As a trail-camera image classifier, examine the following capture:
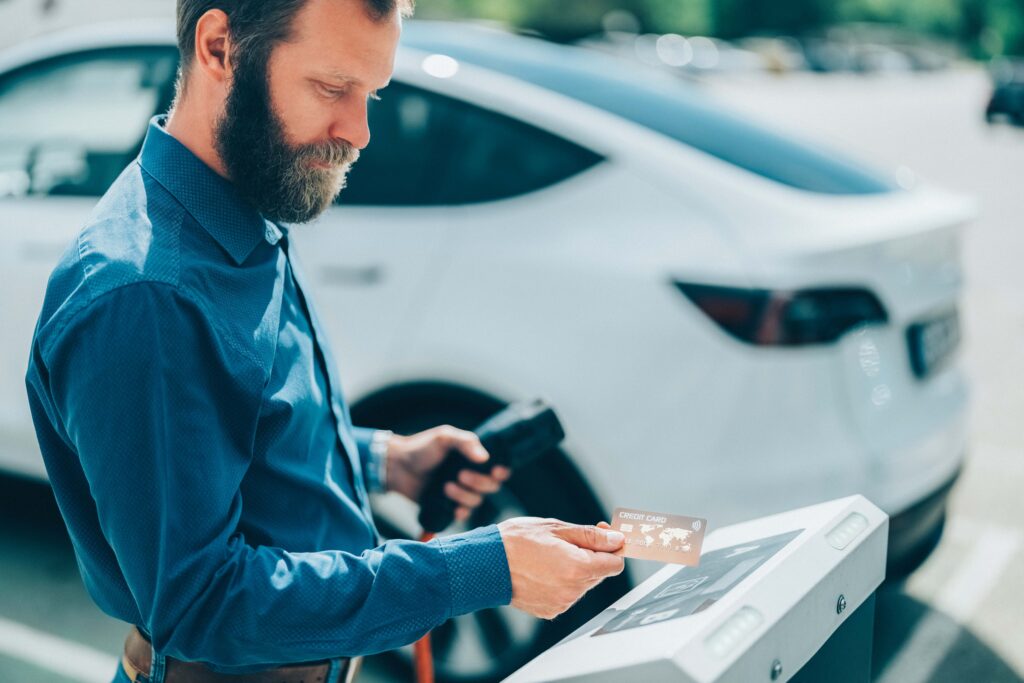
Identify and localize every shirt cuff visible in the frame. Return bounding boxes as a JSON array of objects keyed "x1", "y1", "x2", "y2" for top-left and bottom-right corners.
[
  {"x1": 363, "y1": 429, "x2": 392, "y2": 494},
  {"x1": 436, "y1": 524, "x2": 513, "y2": 617}
]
